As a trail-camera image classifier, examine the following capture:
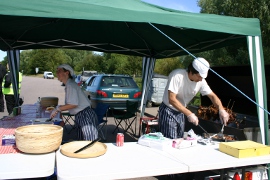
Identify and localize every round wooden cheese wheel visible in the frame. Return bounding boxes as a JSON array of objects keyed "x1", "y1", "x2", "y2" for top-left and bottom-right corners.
[{"x1": 60, "y1": 141, "x2": 107, "y2": 158}]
